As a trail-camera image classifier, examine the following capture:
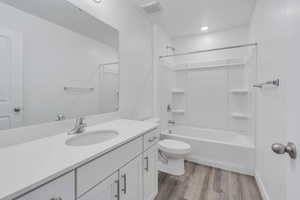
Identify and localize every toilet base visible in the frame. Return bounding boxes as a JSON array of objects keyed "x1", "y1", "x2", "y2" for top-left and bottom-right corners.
[{"x1": 158, "y1": 157, "x2": 185, "y2": 176}]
